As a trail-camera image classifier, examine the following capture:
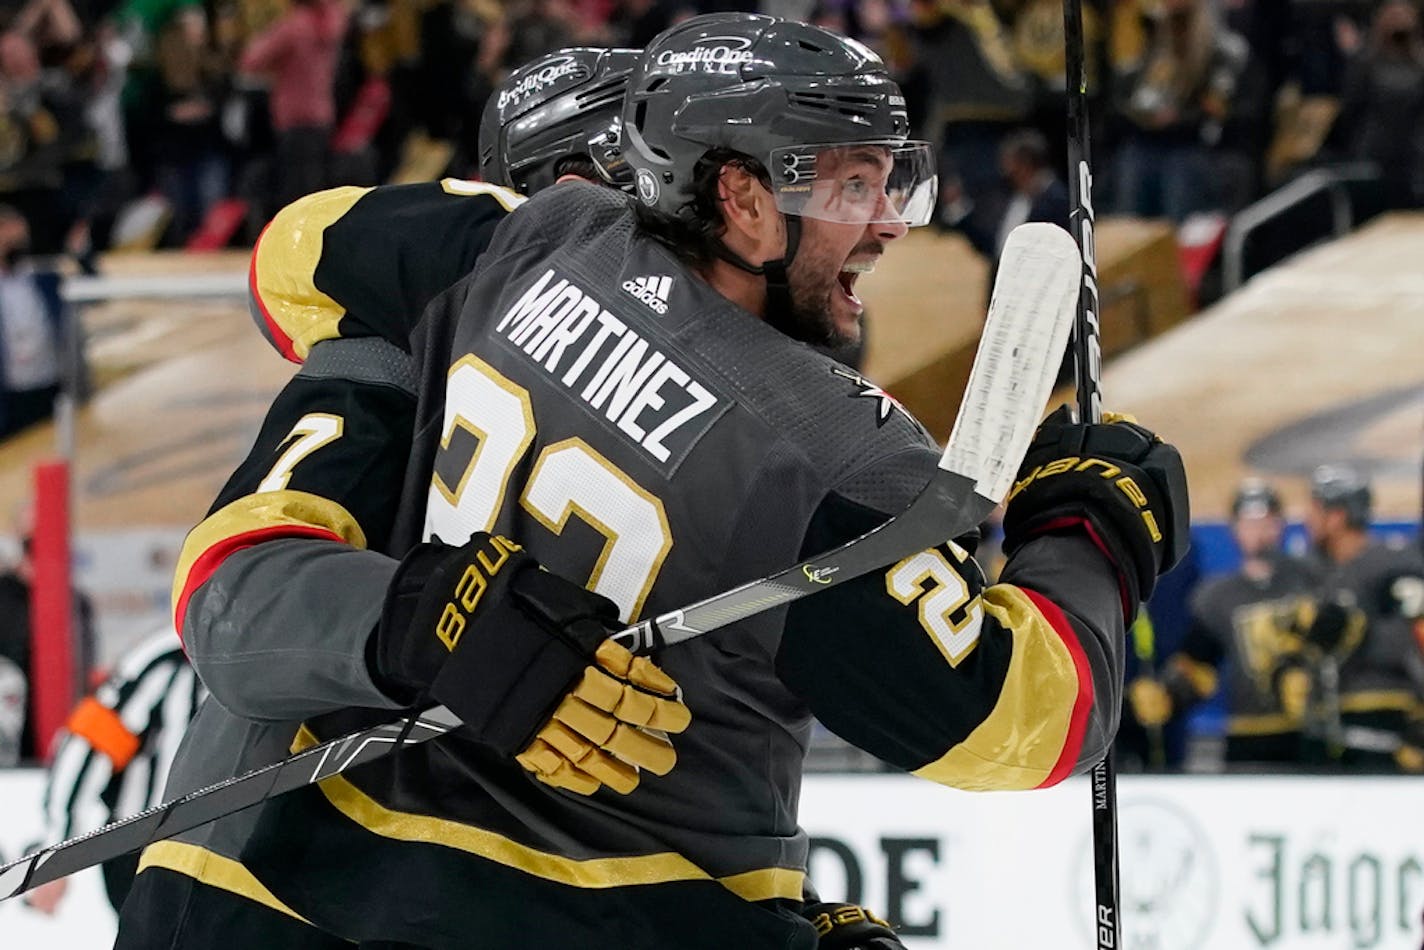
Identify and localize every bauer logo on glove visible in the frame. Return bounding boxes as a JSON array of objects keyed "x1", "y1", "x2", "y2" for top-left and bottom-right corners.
[
  {"x1": 372, "y1": 532, "x2": 692, "y2": 795},
  {"x1": 435, "y1": 534, "x2": 522, "y2": 650},
  {"x1": 1002, "y1": 406, "x2": 1190, "y2": 615}
]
